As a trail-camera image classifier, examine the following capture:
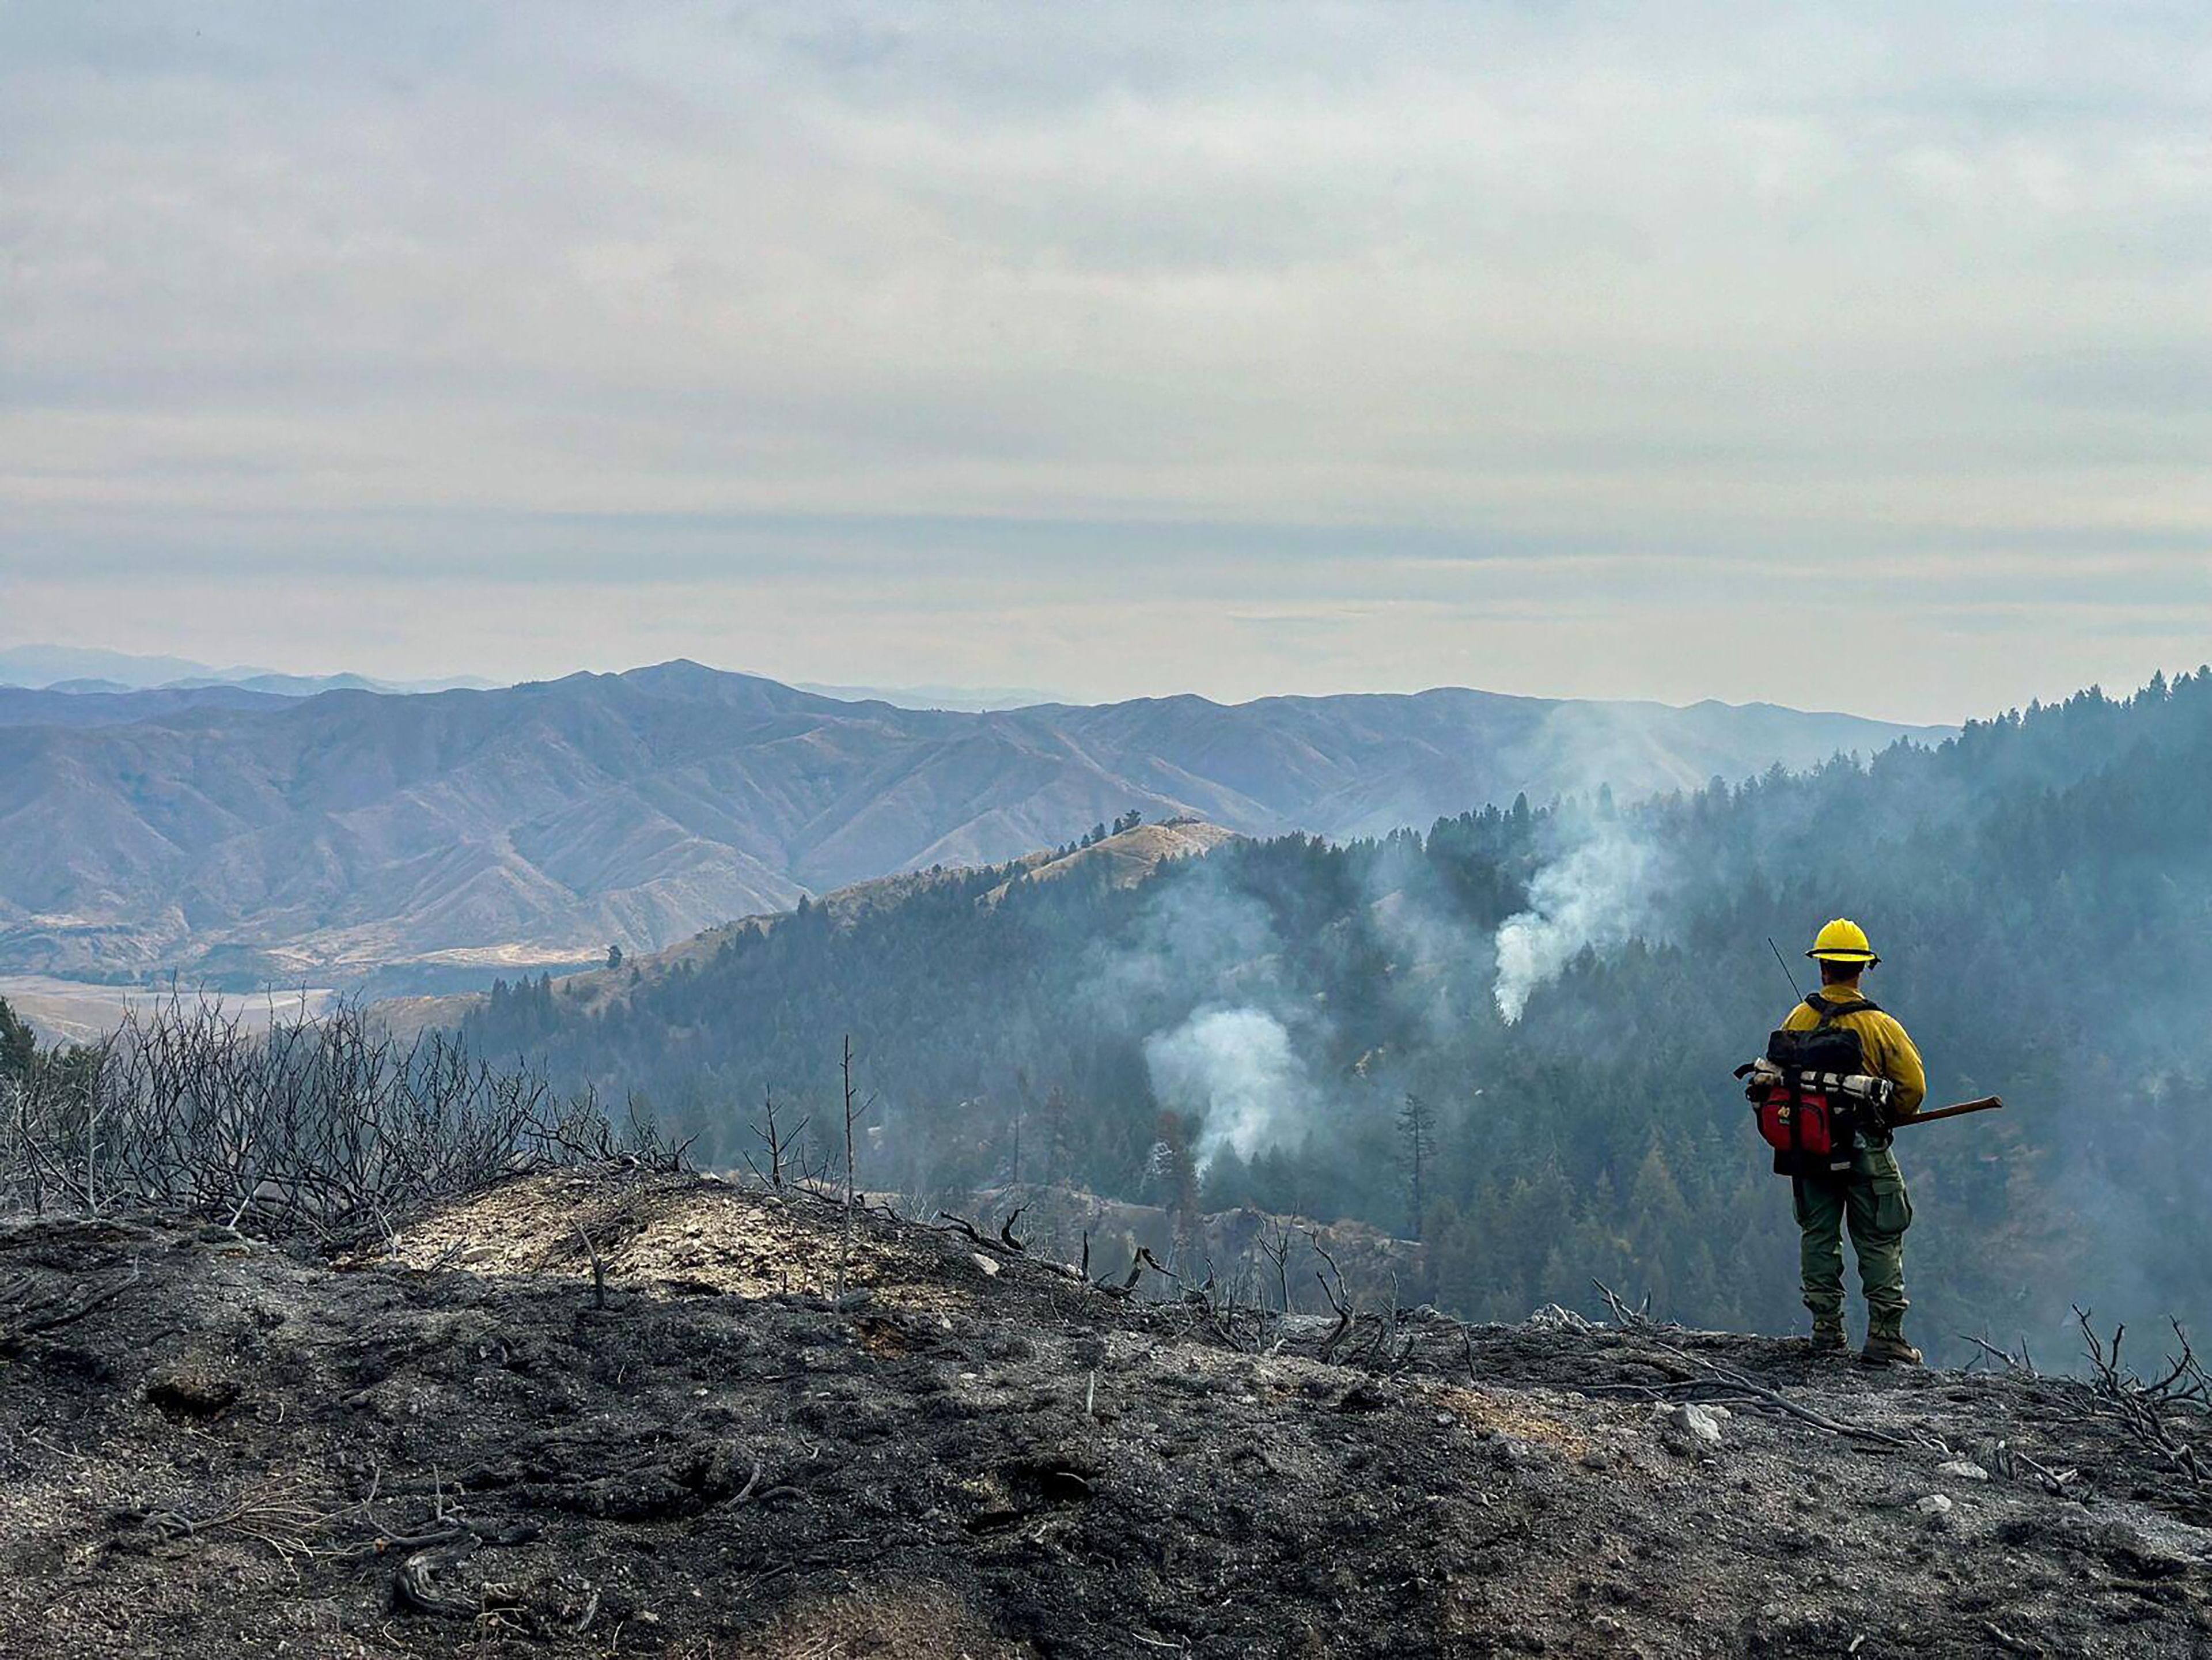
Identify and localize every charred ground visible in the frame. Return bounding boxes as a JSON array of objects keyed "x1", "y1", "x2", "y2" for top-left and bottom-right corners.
[{"x1": 2, "y1": 1170, "x2": 2208, "y2": 1659}]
